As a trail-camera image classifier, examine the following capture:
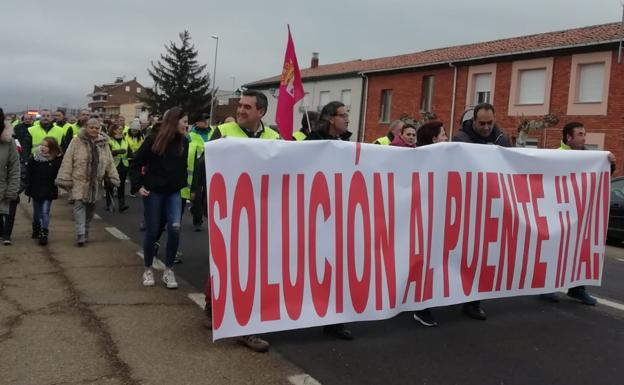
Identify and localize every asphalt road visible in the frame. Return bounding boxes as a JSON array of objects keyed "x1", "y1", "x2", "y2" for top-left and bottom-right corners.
[{"x1": 98, "y1": 194, "x2": 624, "y2": 385}]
